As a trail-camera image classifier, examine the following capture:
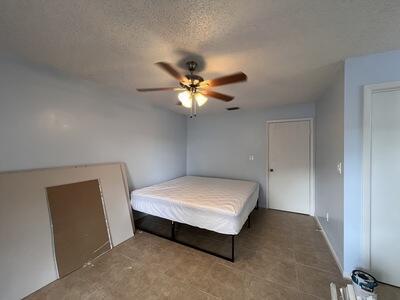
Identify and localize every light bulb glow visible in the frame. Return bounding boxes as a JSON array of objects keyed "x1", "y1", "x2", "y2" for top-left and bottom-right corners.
[
  {"x1": 178, "y1": 91, "x2": 208, "y2": 108},
  {"x1": 178, "y1": 91, "x2": 192, "y2": 108},
  {"x1": 194, "y1": 93, "x2": 208, "y2": 107}
]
